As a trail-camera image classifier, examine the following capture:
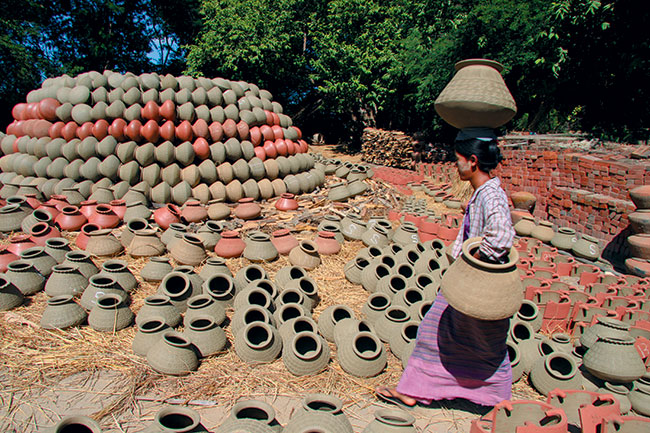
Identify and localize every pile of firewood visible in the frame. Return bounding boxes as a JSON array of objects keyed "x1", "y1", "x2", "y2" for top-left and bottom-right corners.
[{"x1": 361, "y1": 128, "x2": 415, "y2": 169}]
